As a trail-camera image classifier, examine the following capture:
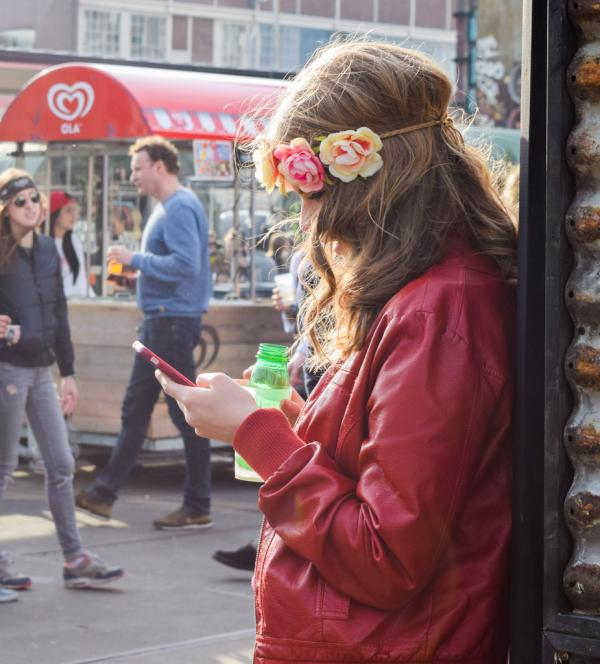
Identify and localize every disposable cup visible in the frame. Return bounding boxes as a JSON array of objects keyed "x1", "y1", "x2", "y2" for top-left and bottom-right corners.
[
  {"x1": 108, "y1": 258, "x2": 123, "y2": 275},
  {"x1": 274, "y1": 273, "x2": 295, "y2": 307}
]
